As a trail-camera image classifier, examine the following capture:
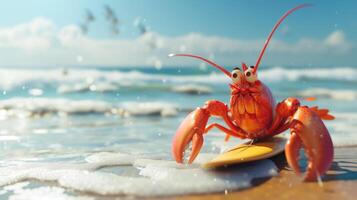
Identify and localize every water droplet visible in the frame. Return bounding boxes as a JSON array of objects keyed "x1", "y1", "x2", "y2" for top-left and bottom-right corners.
[
  {"x1": 28, "y1": 88, "x2": 43, "y2": 96},
  {"x1": 86, "y1": 77, "x2": 94, "y2": 84},
  {"x1": 89, "y1": 85, "x2": 97, "y2": 91},
  {"x1": 179, "y1": 45, "x2": 186, "y2": 52},
  {"x1": 199, "y1": 63, "x2": 207, "y2": 71},
  {"x1": 183, "y1": 142, "x2": 192, "y2": 164},
  {"x1": 77, "y1": 55, "x2": 83, "y2": 63},
  {"x1": 154, "y1": 60, "x2": 162, "y2": 70}
]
